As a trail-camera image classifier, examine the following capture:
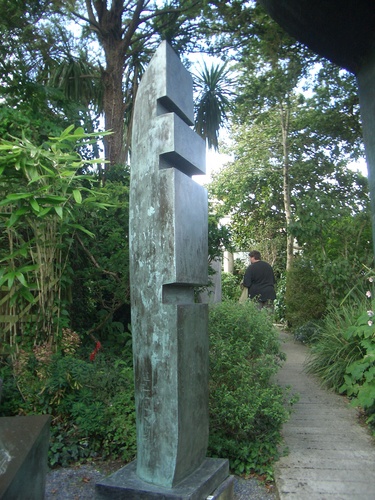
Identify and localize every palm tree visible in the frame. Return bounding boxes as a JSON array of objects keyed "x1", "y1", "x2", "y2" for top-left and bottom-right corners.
[{"x1": 194, "y1": 61, "x2": 232, "y2": 150}]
